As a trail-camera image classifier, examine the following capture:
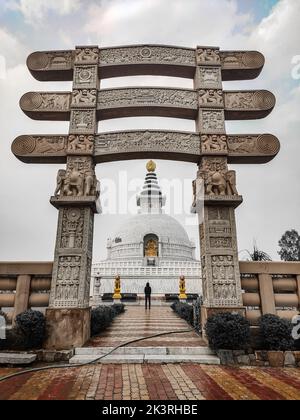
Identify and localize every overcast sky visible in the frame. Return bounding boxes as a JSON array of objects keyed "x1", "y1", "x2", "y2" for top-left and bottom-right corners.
[{"x1": 0, "y1": 0, "x2": 299, "y2": 262}]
